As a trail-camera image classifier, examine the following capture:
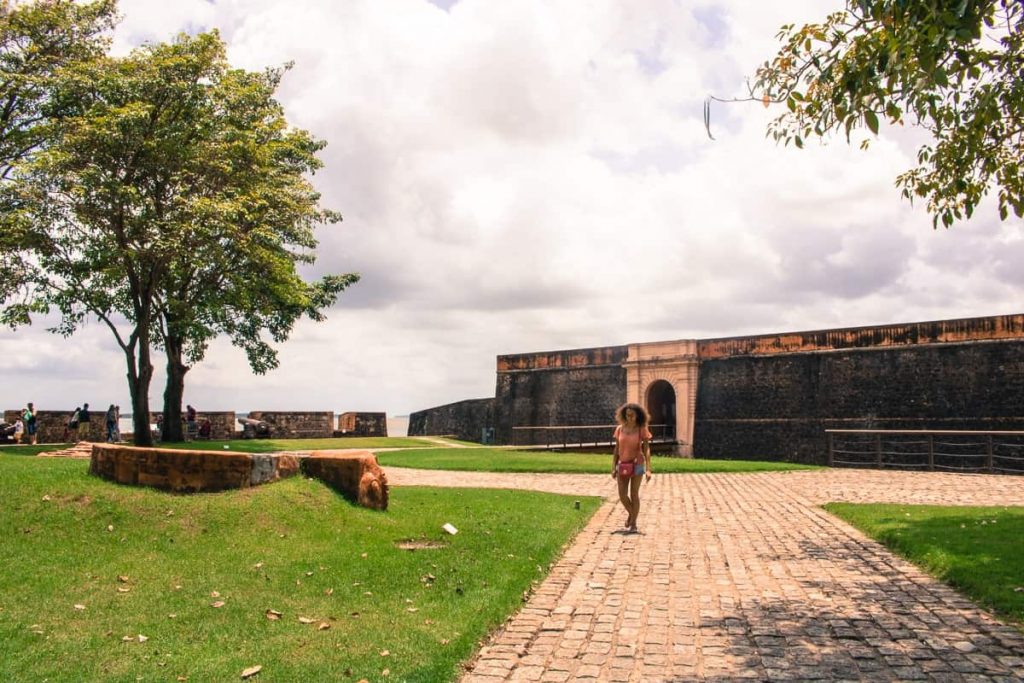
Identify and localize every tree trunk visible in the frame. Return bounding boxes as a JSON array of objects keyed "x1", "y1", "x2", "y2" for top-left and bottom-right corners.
[
  {"x1": 161, "y1": 335, "x2": 188, "y2": 443},
  {"x1": 126, "y1": 338, "x2": 154, "y2": 447}
]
